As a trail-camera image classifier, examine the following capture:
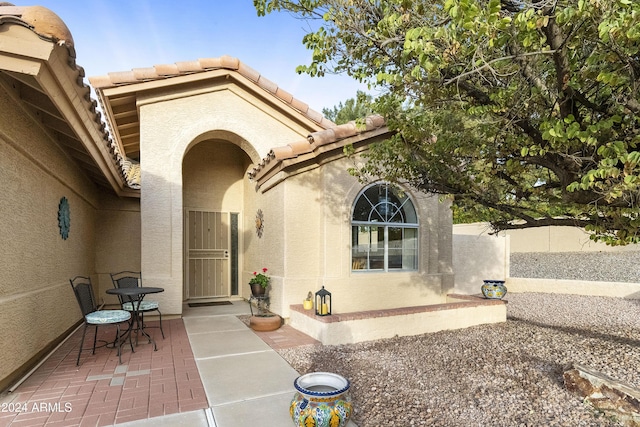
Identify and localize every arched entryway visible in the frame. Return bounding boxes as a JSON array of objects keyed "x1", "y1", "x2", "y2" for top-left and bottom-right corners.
[{"x1": 182, "y1": 137, "x2": 253, "y2": 301}]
